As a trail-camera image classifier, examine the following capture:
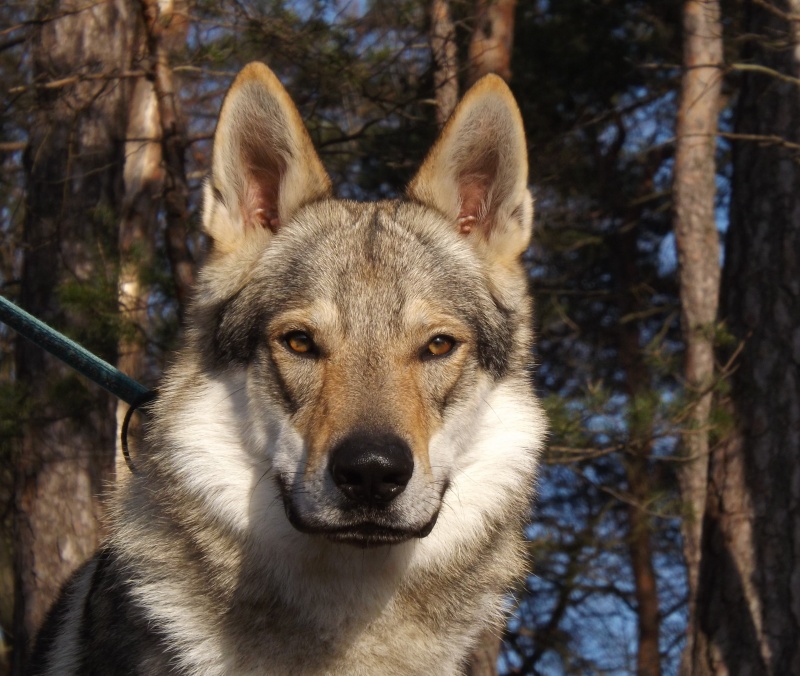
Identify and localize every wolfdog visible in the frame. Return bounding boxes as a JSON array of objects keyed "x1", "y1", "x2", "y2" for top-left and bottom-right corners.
[{"x1": 29, "y1": 62, "x2": 546, "y2": 675}]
